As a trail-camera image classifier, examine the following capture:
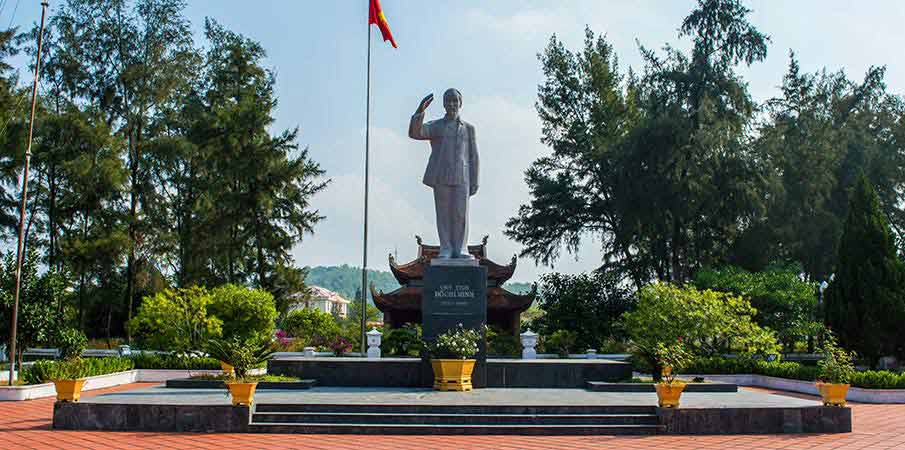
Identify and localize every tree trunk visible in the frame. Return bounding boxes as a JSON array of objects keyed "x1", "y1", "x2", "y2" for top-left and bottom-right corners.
[
  {"x1": 105, "y1": 301, "x2": 113, "y2": 350},
  {"x1": 125, "y1": 124, "x2": 140, "y2": 344},
  {"x1": 671, "y1": 216, "x2": 682, "y2": 283},
  {"x1": 78, "y1": 271, "x2": 85, "y2": 331},
  {"x1": 16, "y1": 349, "x2": 23, "y2": 383},
  {"x1": 253, "y1": 198, "x2": 265, "y2": 288},
  {"x1": 48, "y1": 163, "x2": 57, "y2": 272},
  {"x1": 78, "y1": 213, "x2": 88, "y2": 330}
]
